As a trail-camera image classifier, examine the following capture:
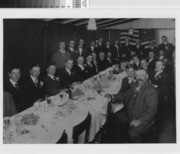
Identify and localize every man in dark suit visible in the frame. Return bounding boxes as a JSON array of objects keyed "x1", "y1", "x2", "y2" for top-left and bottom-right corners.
[
  {"x1": 43, "y1": 64, "x2": 61, "y2": 96},
  {"x1": 67, "y1": 39, "x2": 78, "y2": 65},
  {"x1": 158, "y1": 35, "x2": 175, "y2": 61},
  {"x1": 97, "y1": 51, "x2": 108, "y2": 72},
  {"x1": 104, "y1": 41, "x2": 113, "y2": 56},
  {"x1": 59, "y1": 59, "x2": 78, "y2": 89},
  {"x1": 96, "y1": 37, "x2": 105, "y2": 58},
  {"x1": 146, "y1": 40, "x2": 158, "y2": 58},
  {"x1": 106, "y1": 52, "x2": 113, "y2": 68},
  {"x1": 105, "y1": 69, "x2": 158, "y2": 143},
  {"x1": 132, "y1": 55, "x2": 141, "y2": 69},
  {"x1": 120, "y1": 38, "x2": 133, "y2": 61},
  {"x1": 133, "y1": 39, "x2": 145, "y2": 59},
  {"x1": 147, "y1": 51, "x2": 157, "y2": 71},
  {"x1": 150, "y1": 60, "x2": 169, "y2": 131},
  {"x1": 140, "y1": 59, "x2": 154, "y2": 81},
  {"x1": 4, "y1": 66, "x2": 24, "y2": 112},
  {"x1": 112, "y1": 40, "x2": 121, "y2": 60},
  {"x1": 91, "y1": 52, "x2": 99, "y2": 74},
  {"x1": 119, "y1": 64, "x2": 136, "y2": 93},
  {"x1": 86, "y1": 40, "x2": 97, "y2": 56},
  {"x1": 74, "y1": 56, "x2": 88, "y2": 82},
  {"x1": 85, "y1": 55, "x2": 97, "y2": 78},
  {"x1": 21, "y1": 64, "x2": 46, "y2": 109}
]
